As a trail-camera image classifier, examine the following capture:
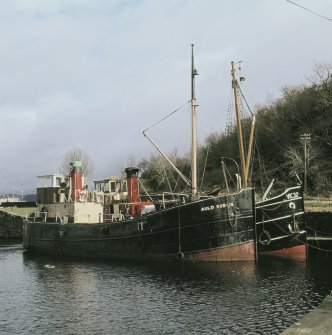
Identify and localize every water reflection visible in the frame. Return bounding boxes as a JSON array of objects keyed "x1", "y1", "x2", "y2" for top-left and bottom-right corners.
[{"x1": 1, "y1": 243, "x2": 332, "y2": 335}]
